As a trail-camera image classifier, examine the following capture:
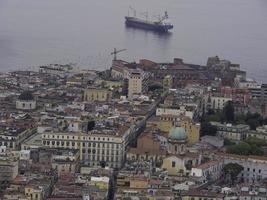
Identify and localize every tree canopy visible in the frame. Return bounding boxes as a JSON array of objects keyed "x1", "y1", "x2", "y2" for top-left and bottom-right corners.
[
  {"x1": 200, "y1": 121, "x2": 217, "y2": 136},
  {"x1": 223, "y1": 163, "x2": 244, "y2": 185},
  {"x1": 222, "y1": 101, "x2": 235, "y2": 123},
  {"x1": 227, "y1": 140, "x2": 265, "y2": 156}
]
